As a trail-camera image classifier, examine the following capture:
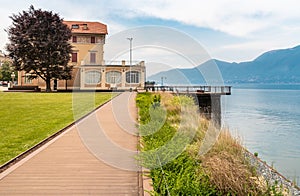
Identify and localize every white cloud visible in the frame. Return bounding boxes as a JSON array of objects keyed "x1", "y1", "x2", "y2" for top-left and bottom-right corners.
[
  {"x1": 107, "y1": 0, "x2": 300, "y2": 61},
  {"x1": 112, "y1": 0, "x2": 300, "y2": 37},
  {"x1": 0, "y1": 0, "x2": 123, "y2": 52},
  {"x1": 1, "y1": 0, "x2": 300, "y2": 63}
]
